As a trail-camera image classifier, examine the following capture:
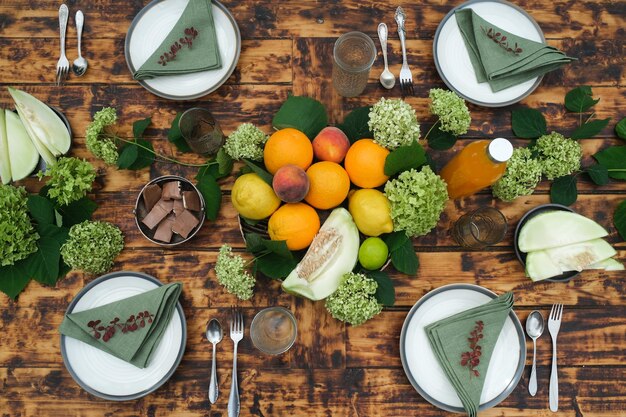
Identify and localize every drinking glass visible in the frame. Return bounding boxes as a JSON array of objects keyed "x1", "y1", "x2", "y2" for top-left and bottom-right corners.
[
  {"x1": 178, "y1": 108, "x2": 225, "y2": 156},
  {"x1": 250, "y1": 307, "x2": 297, "y2": 355},
  {"x1": 452, "y1": 207, "x2": 508, "y2": 249},
  {"x1": 332, "y1": 32, "x2": 376, "y2": 97}
]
